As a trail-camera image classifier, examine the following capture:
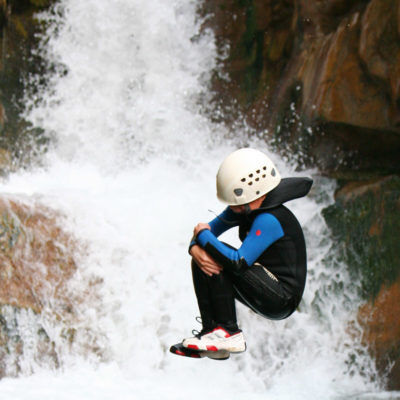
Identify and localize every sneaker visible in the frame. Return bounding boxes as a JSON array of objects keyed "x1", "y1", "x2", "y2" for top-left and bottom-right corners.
[{"x1": 182, "y1": 326, "x2": 246, "y2": 353}]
